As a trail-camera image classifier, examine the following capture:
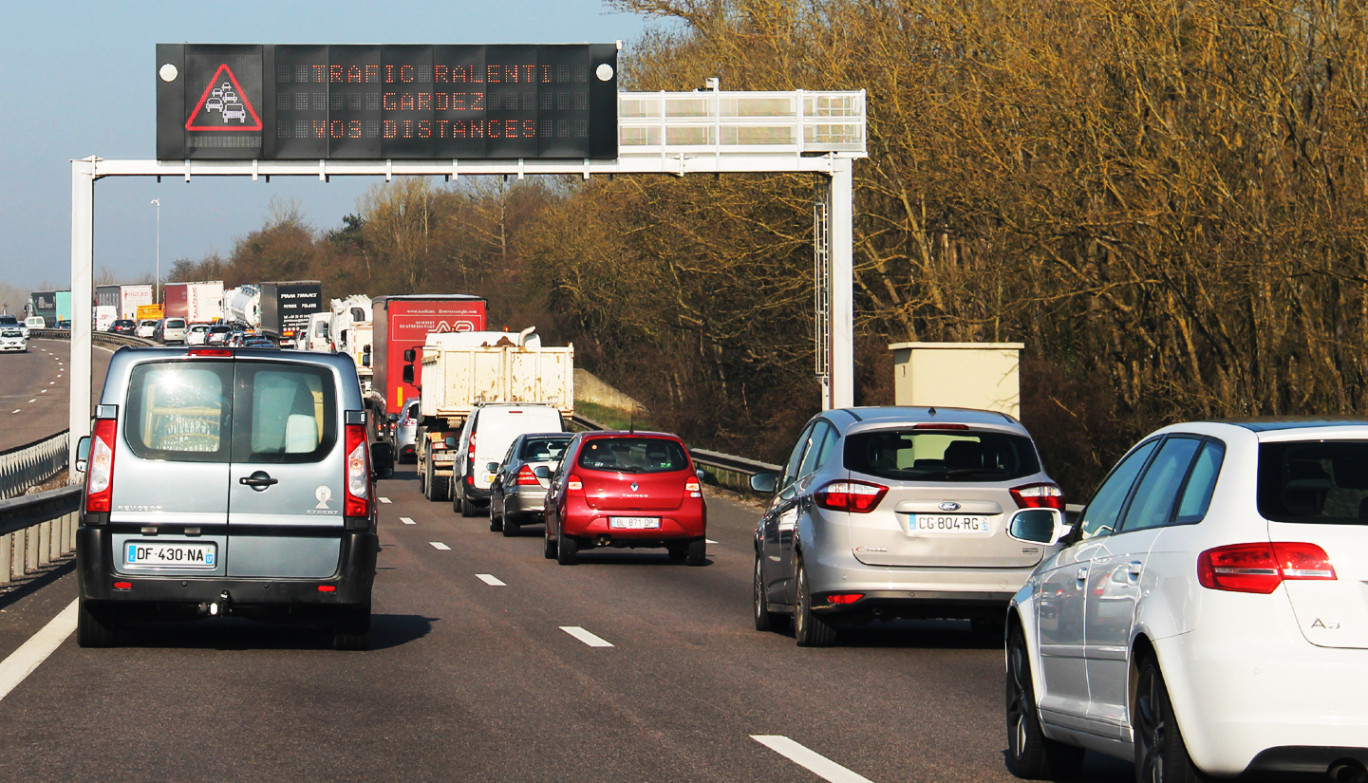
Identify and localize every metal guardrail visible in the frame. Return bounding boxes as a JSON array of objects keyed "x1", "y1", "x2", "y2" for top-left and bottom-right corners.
[
  {"x1": 568, "y1": 413, "x2": 780, "y2": 495},
  {"x1": 0, "y1": 485, "x2": 80, "y2": 586},
  {"x1": 0, "y1": 431, "x2": 69, "y2": 501}
]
